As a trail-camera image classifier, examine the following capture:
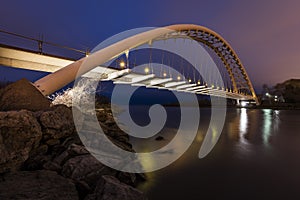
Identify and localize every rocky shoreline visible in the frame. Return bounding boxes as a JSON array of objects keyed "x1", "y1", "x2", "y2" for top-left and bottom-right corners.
[{"x1": 0, "y1": 80, "x2": 147, "y2": 200}]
